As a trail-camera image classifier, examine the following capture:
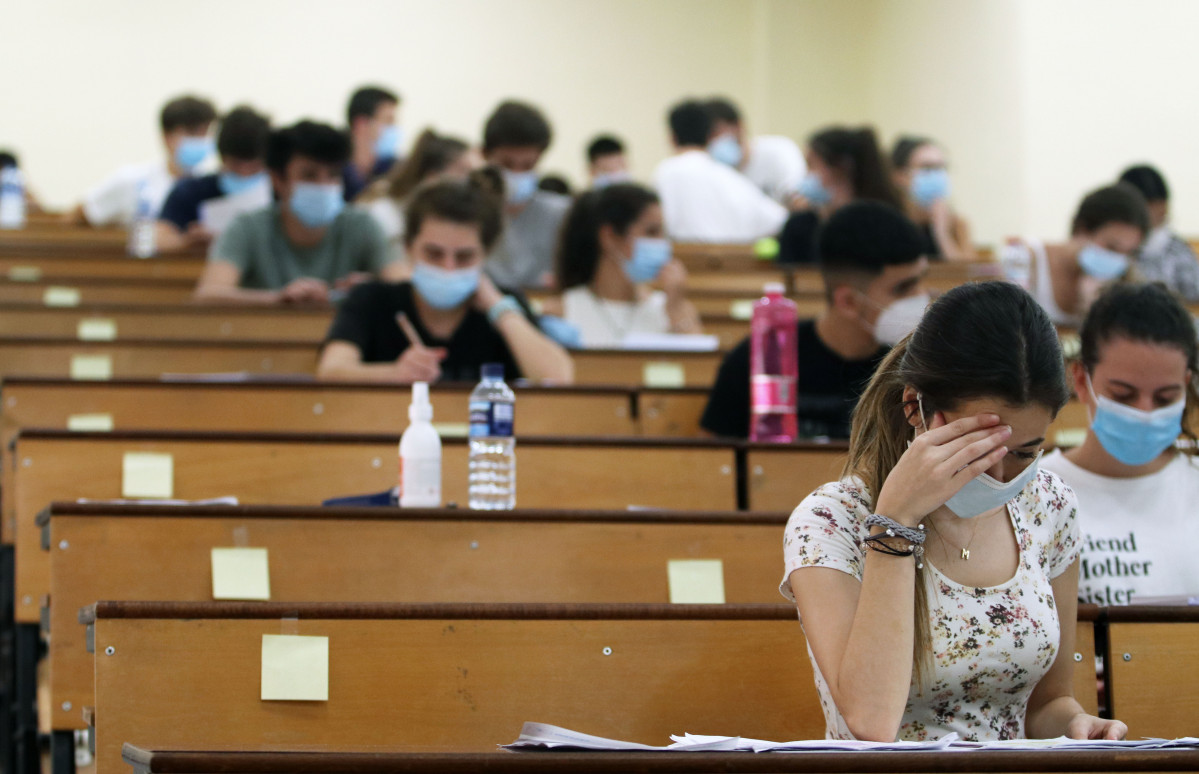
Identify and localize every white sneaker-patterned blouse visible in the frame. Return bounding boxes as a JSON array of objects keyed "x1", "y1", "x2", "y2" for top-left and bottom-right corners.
[{"x1": 779, "y1": 469, "x2": 1081, "y2": 741}]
